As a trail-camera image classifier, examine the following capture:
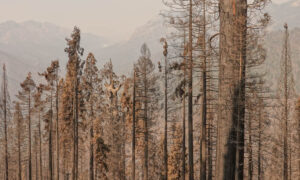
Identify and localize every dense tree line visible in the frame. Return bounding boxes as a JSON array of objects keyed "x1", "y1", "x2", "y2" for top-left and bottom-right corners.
[{"x1": 0, "y1": 0, "x2": 300, "y2": 179}]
